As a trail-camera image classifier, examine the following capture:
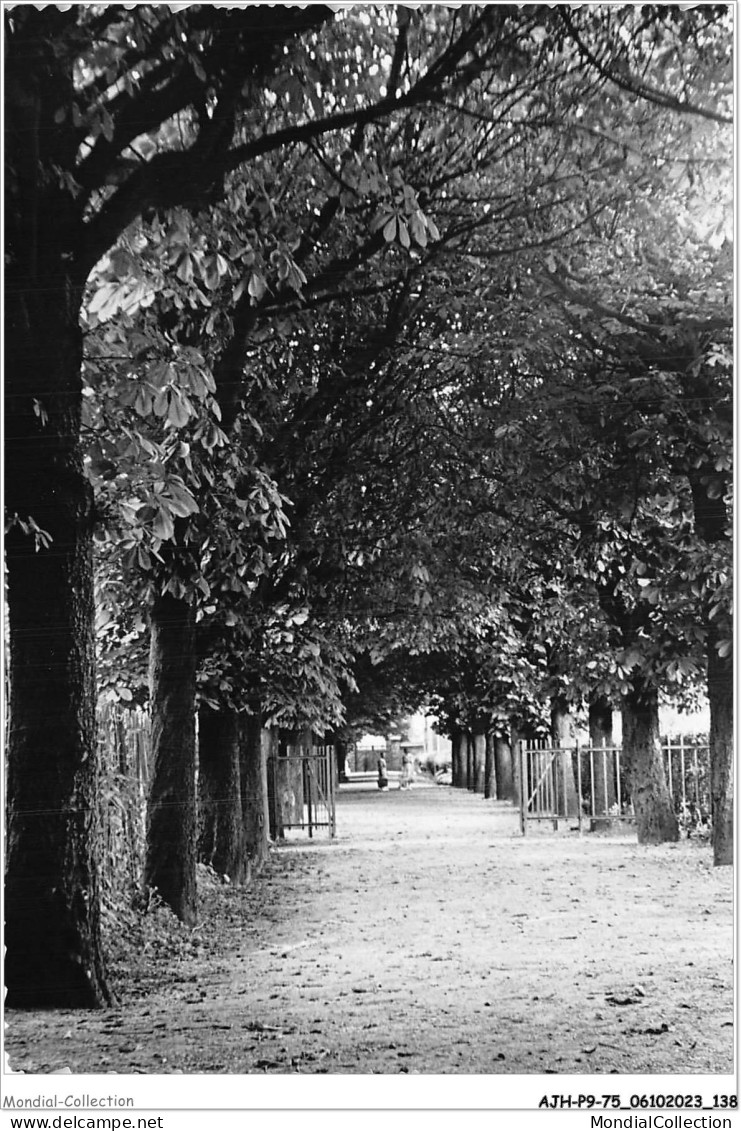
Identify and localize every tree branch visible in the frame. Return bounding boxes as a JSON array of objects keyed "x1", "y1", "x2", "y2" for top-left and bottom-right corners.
[
  {"x1": 559, "y1": 8, "x2": 732, "y2": 125},
  {"x1": 79, "y1": 9, "x2": 502, "y2": 276}
]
